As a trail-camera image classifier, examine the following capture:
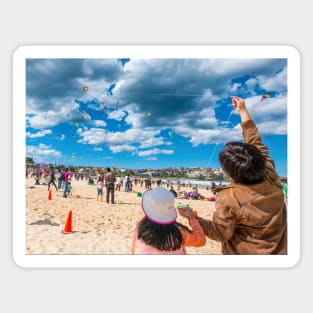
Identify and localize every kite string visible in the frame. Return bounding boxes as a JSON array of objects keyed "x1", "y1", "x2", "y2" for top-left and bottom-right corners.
[
  {"x1": 108, "y1": 92, "x2": 206, "y2": 98},
  {"x1": 251, "y1": 100, "x2": 260, "y2": 115},
  {"x1": 206, "y1": 109, "x2": 234, "y2": 169}
]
